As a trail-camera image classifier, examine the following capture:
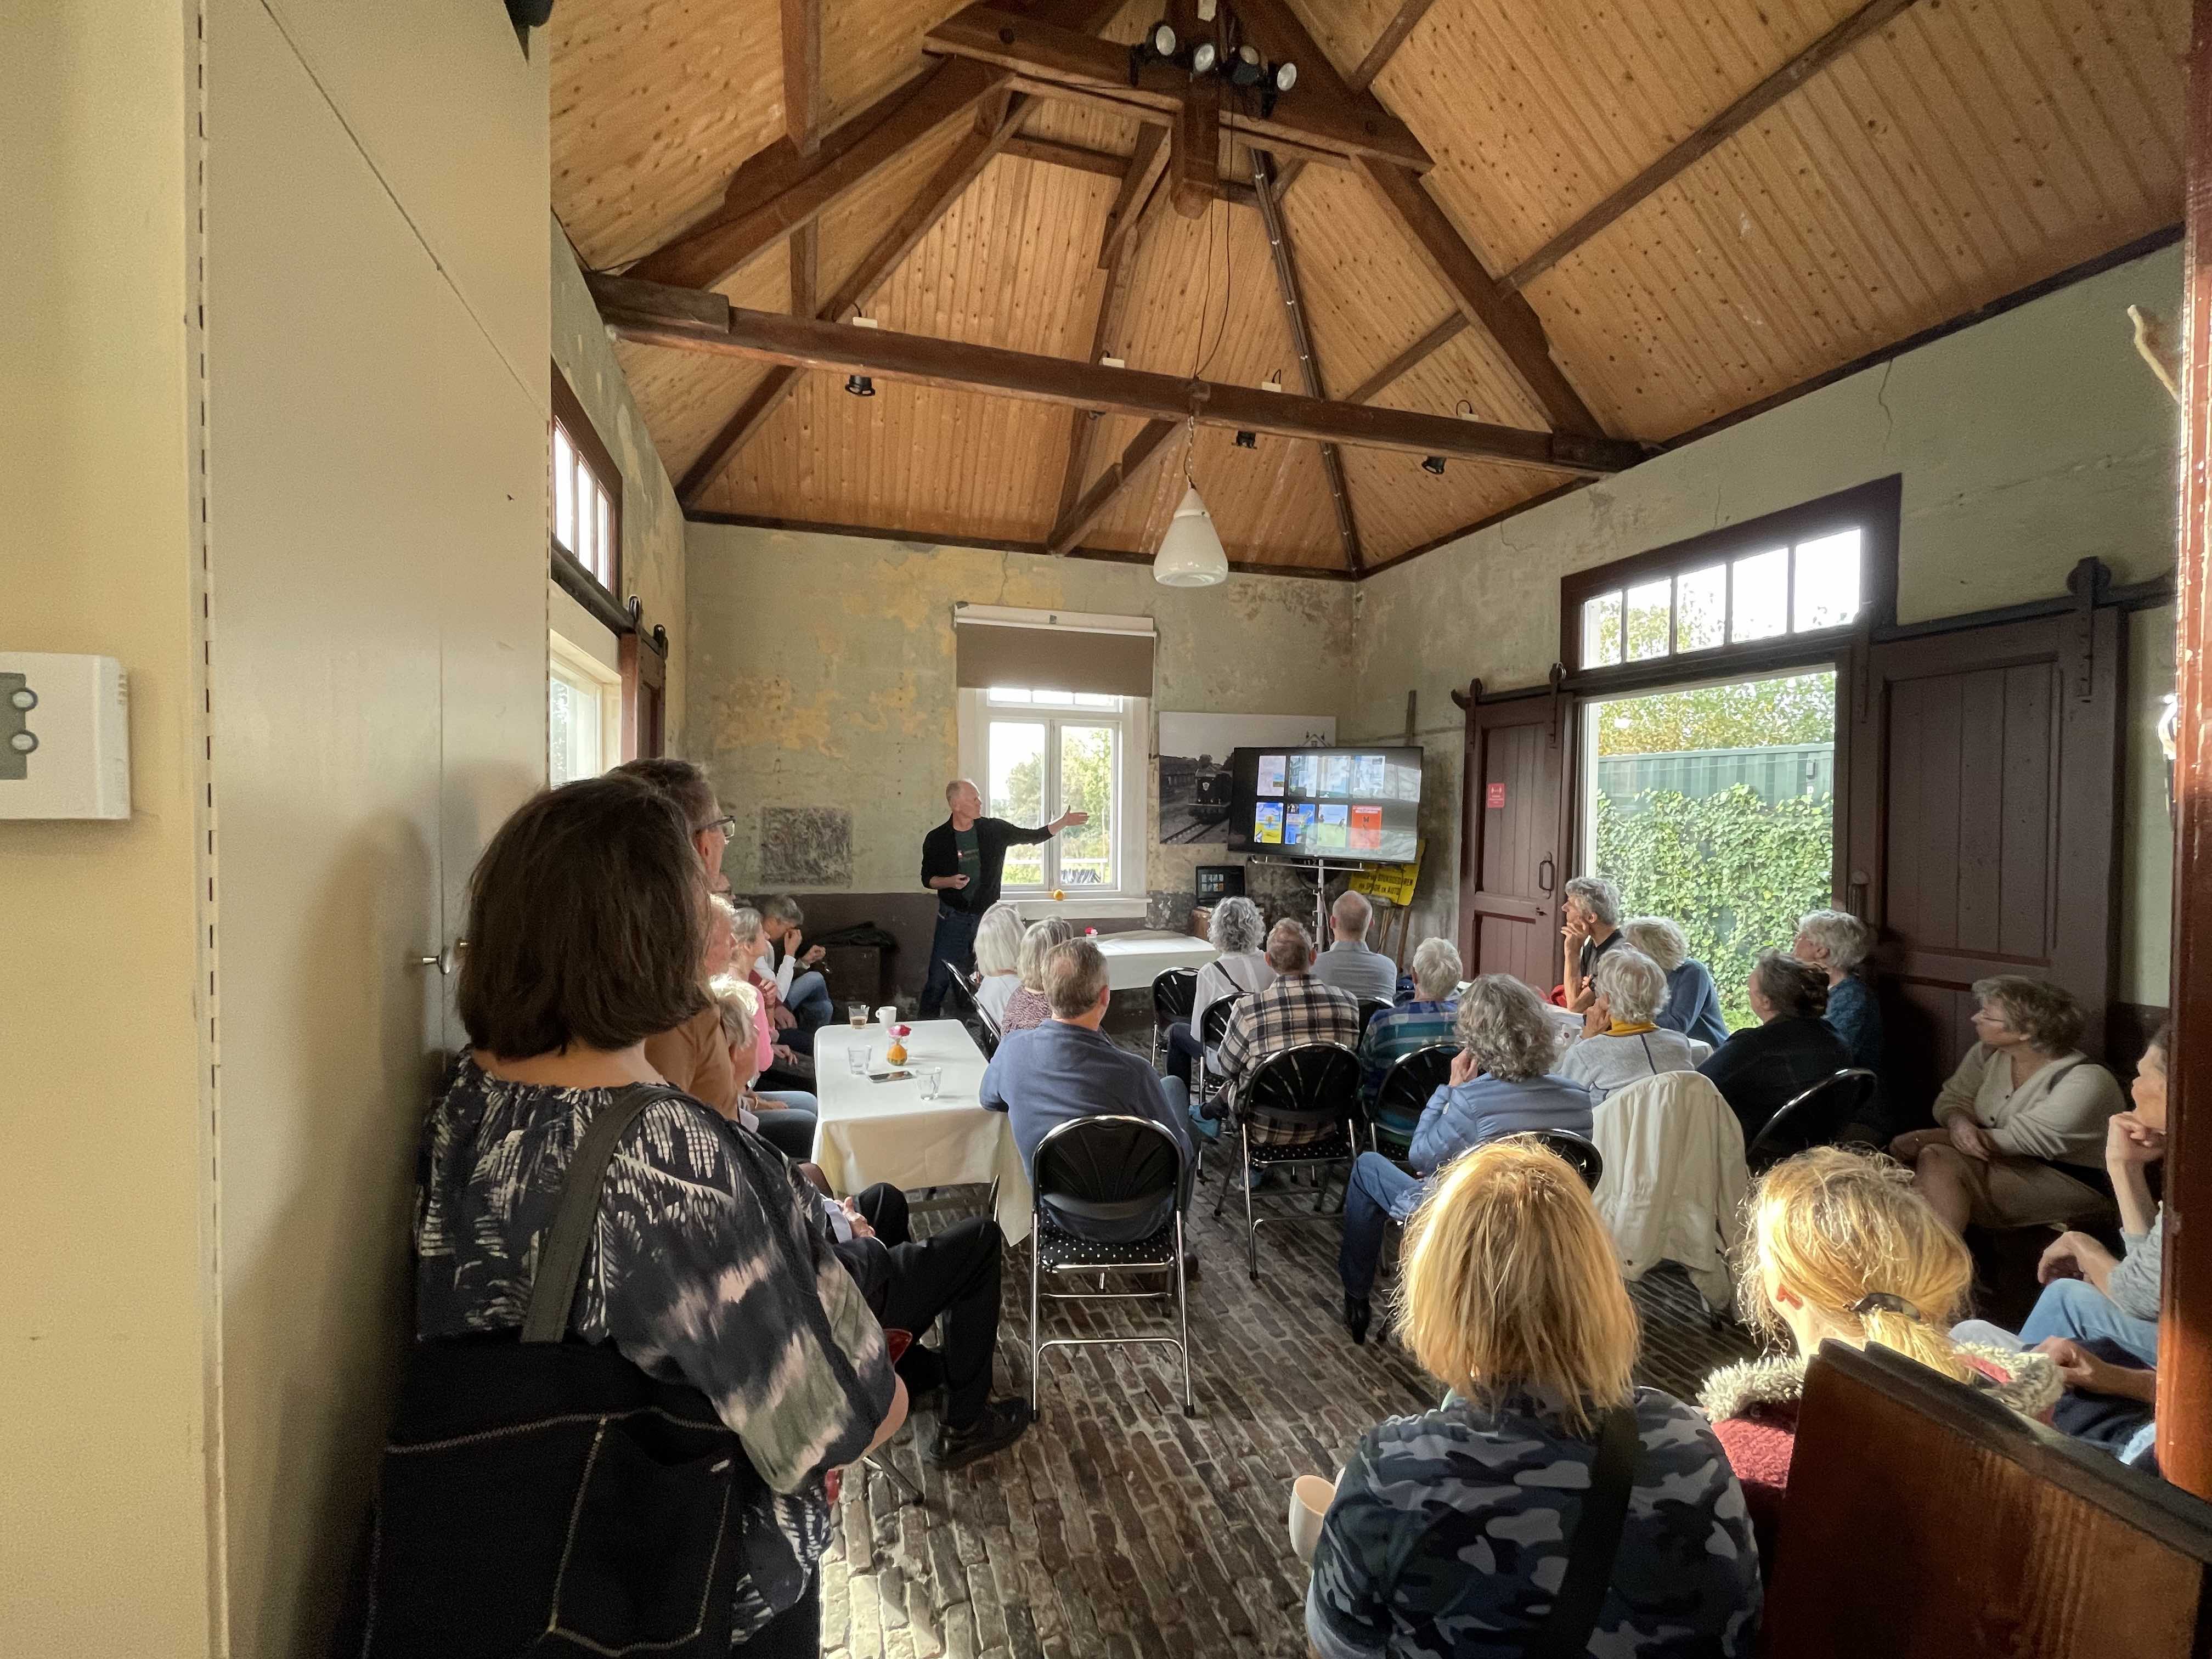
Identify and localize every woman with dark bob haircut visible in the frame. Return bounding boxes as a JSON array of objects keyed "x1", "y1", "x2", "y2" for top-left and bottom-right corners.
[
  {"x1": 416, "y1": 774, "x2": 905, "y2": 1652},
  {"x1": 1696, "y1": 950, "x2": 1852, "y2": 1143}
]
